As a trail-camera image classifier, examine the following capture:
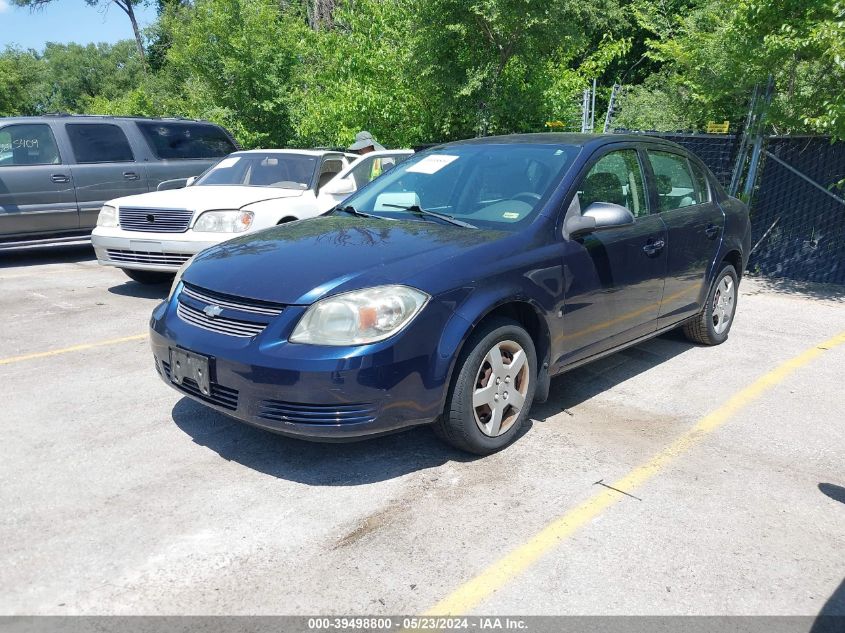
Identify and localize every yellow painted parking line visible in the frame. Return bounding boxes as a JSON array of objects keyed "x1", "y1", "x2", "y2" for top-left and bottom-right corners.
[
  {"x1": 426, "y1": 330, "x2": 845, "y2": 616},
  {"x1": 0, "y1": 334, "x2": 148, "y2": 366}
]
